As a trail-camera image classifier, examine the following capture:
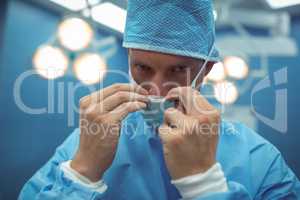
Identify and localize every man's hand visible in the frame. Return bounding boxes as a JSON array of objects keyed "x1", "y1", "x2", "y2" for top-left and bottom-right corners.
[
  {"x1": 158, "y1": 87, "x2": 220, "y2": 180},
  {"x1": 71, "y1": 84, "x2": 148, "y2": 182}
]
